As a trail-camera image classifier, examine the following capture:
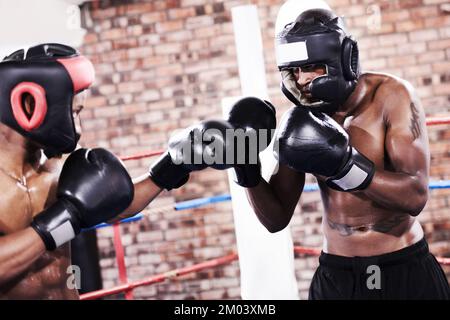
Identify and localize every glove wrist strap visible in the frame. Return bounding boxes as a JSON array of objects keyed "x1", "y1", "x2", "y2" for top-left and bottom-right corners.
[{"x1": 326, "y1": 147, "x2": 375, "y2": 192}]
